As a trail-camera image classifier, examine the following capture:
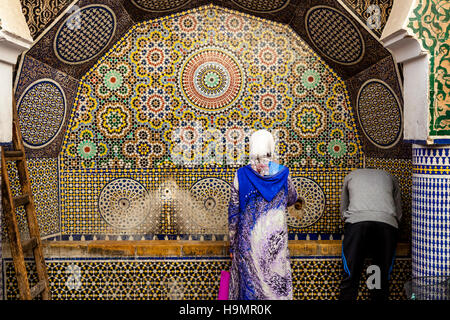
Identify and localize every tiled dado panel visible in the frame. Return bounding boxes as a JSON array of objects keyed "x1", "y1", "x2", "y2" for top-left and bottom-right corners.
[{"x1": 2, "y1": 256, "x2": 411, "y2": 300}]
